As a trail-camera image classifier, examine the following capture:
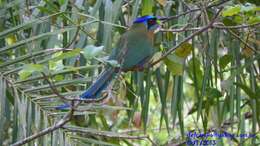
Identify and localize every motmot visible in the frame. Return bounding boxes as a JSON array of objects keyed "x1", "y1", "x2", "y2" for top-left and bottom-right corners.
[{"x1": 56, "y1": 15, "x2": 160, "y2": 109}]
